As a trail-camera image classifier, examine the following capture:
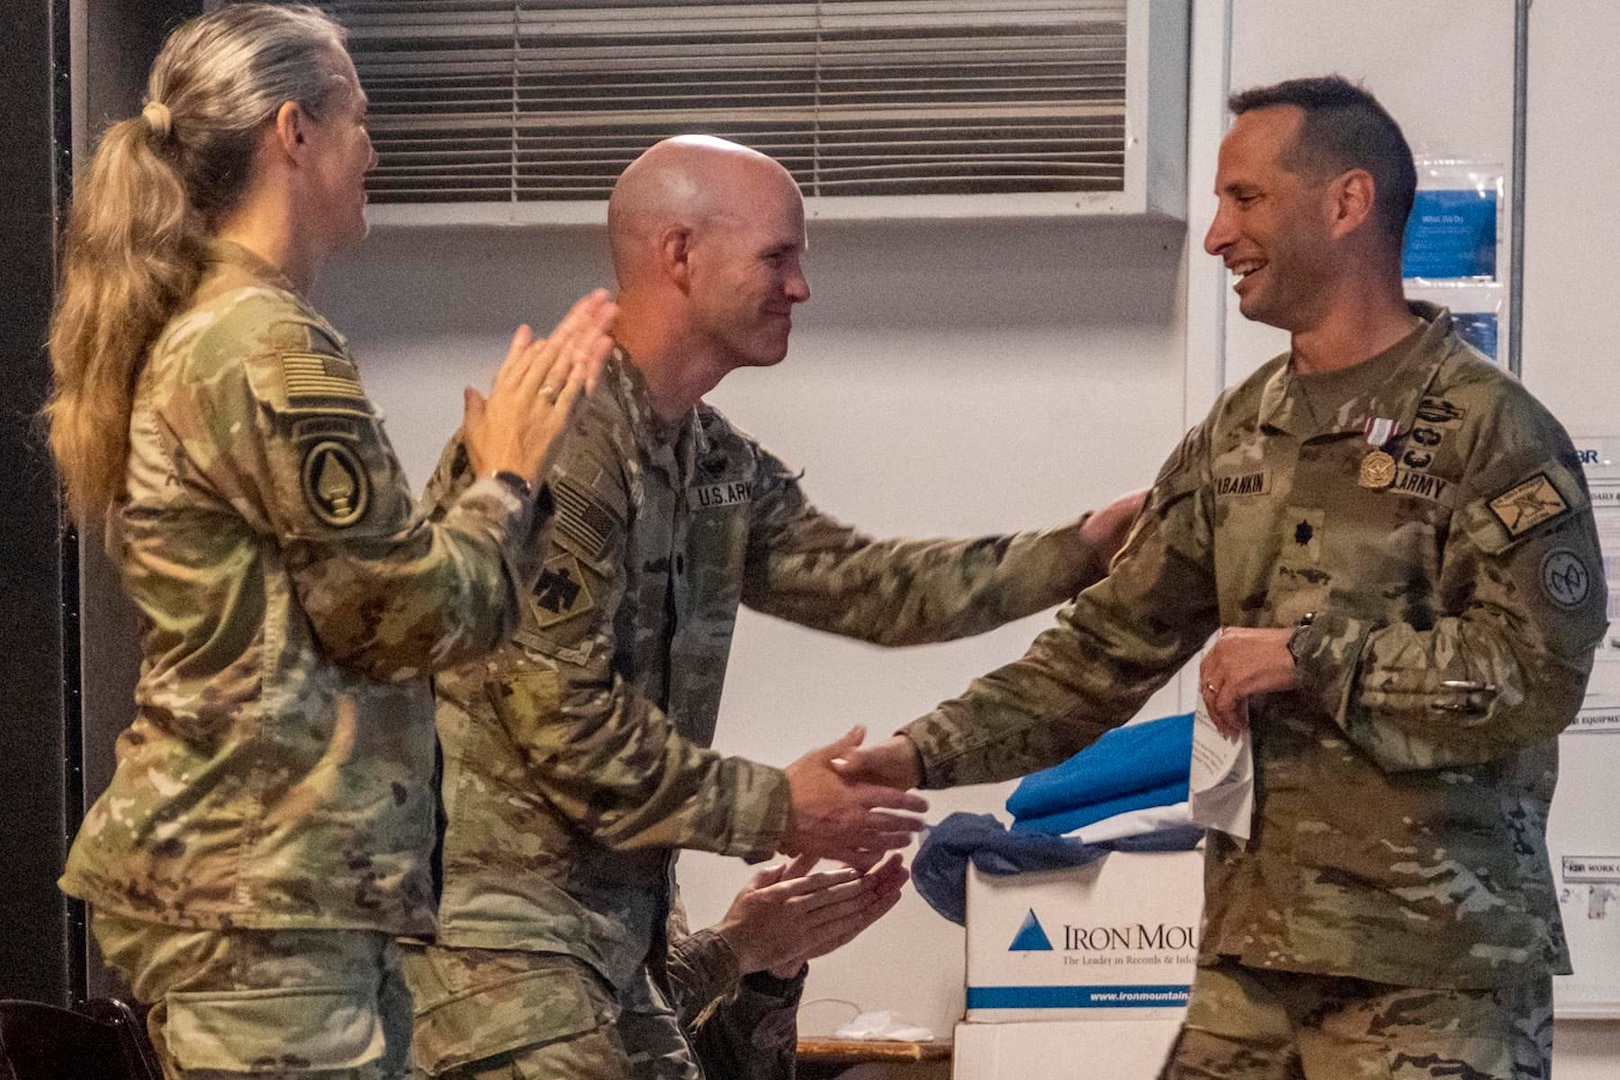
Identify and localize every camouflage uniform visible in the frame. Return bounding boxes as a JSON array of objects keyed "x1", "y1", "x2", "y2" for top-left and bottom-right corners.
[
  {"x1": 59, "y1": 241, "x2": 551, "y2": 1078},
  {"x1": 407, "y1": 348, "x2": 1109, "y2": 1078},
  {"x1": 667, "y1": 909, "x2": 804, "y2": 1080},
  {"x1": 902, "y1": 305, "x2": 1607, "y2": 1078}
]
